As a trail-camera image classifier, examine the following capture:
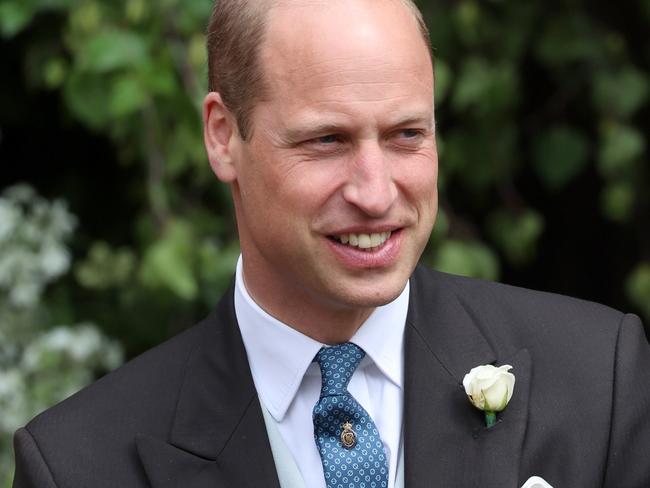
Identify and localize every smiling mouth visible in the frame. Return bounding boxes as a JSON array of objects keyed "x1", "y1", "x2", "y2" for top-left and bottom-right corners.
[{"x1": 328, "y1": 231, "x2": 393, "y2": 251}]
